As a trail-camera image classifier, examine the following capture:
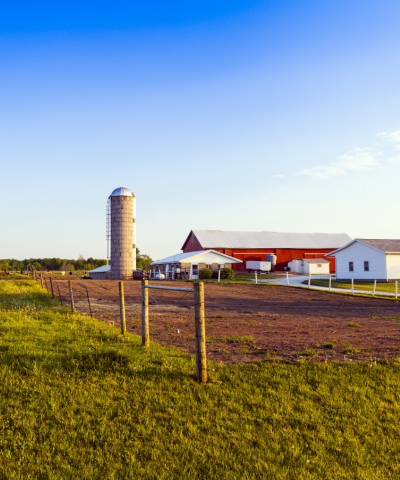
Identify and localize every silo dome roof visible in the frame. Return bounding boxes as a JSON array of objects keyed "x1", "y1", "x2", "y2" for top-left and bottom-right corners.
[{"x1": 110, "y1": 187, "x2": 134, "y2": 197}]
